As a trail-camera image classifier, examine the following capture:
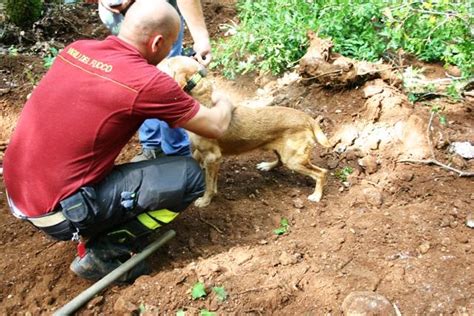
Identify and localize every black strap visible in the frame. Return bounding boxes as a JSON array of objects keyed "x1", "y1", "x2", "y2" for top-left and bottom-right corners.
[{"x1": 183, "y1": 69, "x2": 207, "y2": 93}]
